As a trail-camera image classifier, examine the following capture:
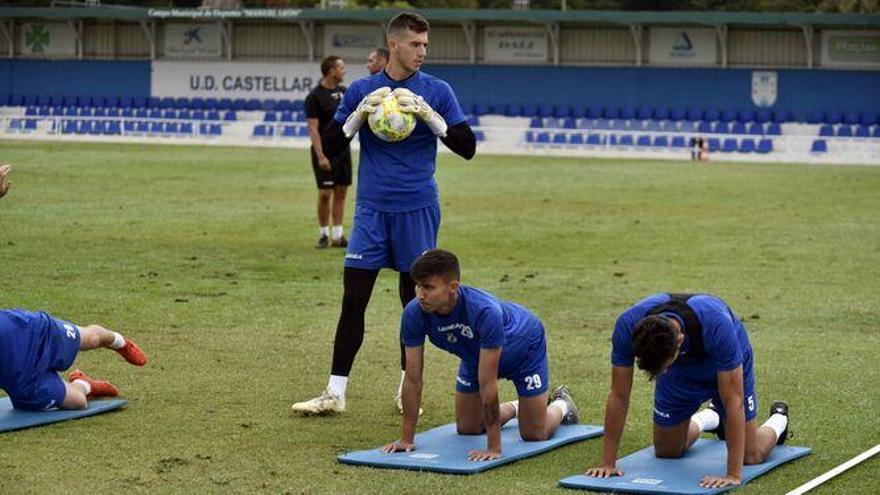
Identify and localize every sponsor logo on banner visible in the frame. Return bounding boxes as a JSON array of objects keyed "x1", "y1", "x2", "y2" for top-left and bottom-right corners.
[
  {"x1": 21, "y1": 23, "x2": 76, "y2": 56},
  {"x1": 164, "y1": 24, "x2": 222, "y2": 58},
  {"x1": 751, "y1": 71, "x2": 777, "y2": 107},
  {"x1": 484, "y1": 26, "x2": 547, "y2": 63},
  {"x1": 323, "y1": 25, "x2": 383, "y2": 59},
  {"x1": 649, "y1": 28, "x2": 716, "y2": 65},
  {"x1": 821, "y1": 30, "x2": 880, "y2": 68},
  {"x1": 151, "y1": 61, "x2": 369, "y2": 99}
]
